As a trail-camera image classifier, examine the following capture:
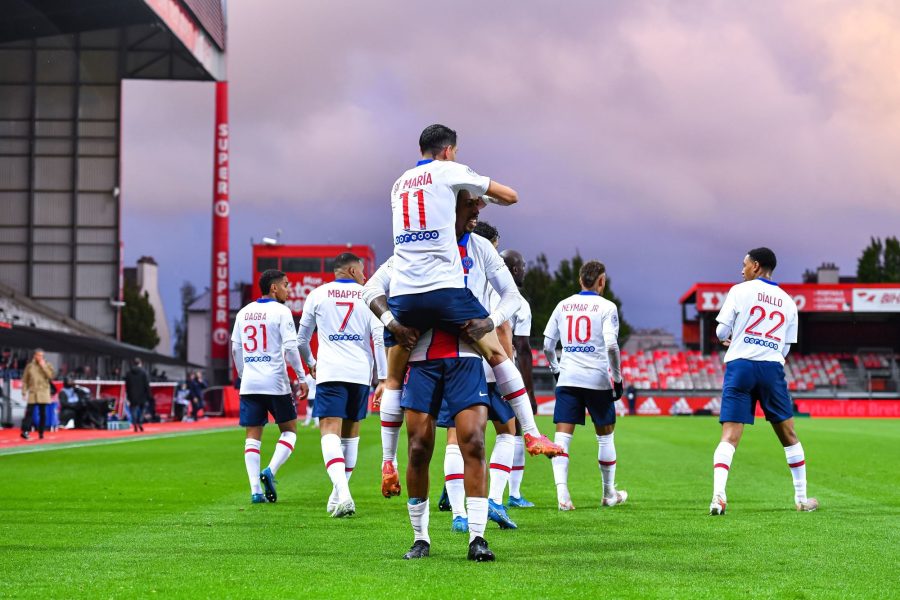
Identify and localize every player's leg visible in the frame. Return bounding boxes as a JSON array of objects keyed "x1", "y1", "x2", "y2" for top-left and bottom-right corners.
[
  {"x1": 443, "y1": 427, "x2": 468, "y2": 530},
  {"x1": 771, "y1": 418, "x2": 817, "y2": 511},
  {"x1": 404, "y1": 408, "x2": 436, "y2": 559},
  {"x1": 710, "y1": 359, "x2": 757, "y2": 515},
  {"x1": 314, "y1": 383, "x2": 355, "y2": 516},
  {"x1": 507, "y1": 421, "x2": 531, "y2": 507},
  {"x1": 380, "y1": 346, "x2": 407, "y2": 498},
  {"x1": 589, "y1": 390, "x2": 627, "y2": 507},
  {"x1": 487, "y1": 416, "x2": 517, "y2": 529},
  {"x1": 455, "y1": 404, "x2": 495, "y2": 561},
  {"x1": 551, "y1": 387, "x2": 581, "y2": 510},
  {"x1": 257, "y1": 394, "x2": 298, "y2": 503},
  {"x1": 341, "y1": 417, "x2": 362, "y2": 489},
  {"x1": 239, "y1": 395, "x2": 268, "y2": 503}
]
